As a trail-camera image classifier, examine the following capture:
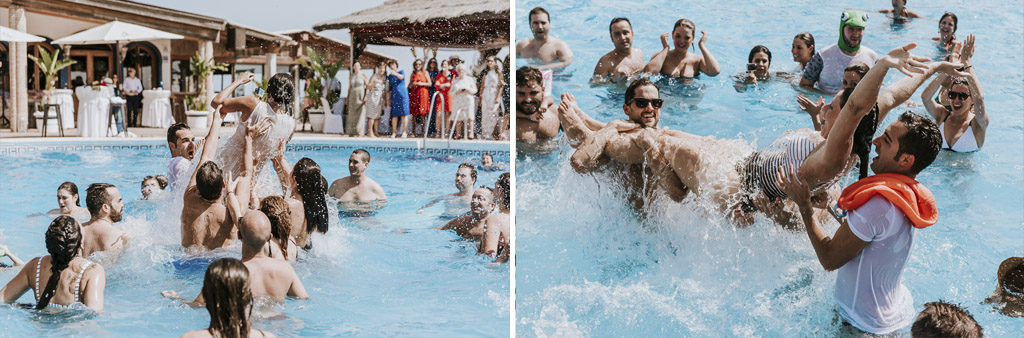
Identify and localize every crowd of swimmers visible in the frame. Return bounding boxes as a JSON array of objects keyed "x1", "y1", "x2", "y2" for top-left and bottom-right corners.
[
  {"x1": 0, "y1": 70, "x2": 509, "y2": 337},
  {"x1": 515, "y1": 4, "x2": 1004, "y2": 336}
]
